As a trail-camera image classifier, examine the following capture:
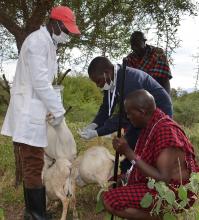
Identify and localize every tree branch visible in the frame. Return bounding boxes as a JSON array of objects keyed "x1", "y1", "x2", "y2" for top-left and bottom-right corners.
[
  {"x1": 19, "y1": 0, "x2": 30, "y2": 21},
  {"x1": 25, "y1": 0, "x2": 54, "y2": 34},
  {"x1": 0, "y1": 9, "x2": 22, "y2": 38}
]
